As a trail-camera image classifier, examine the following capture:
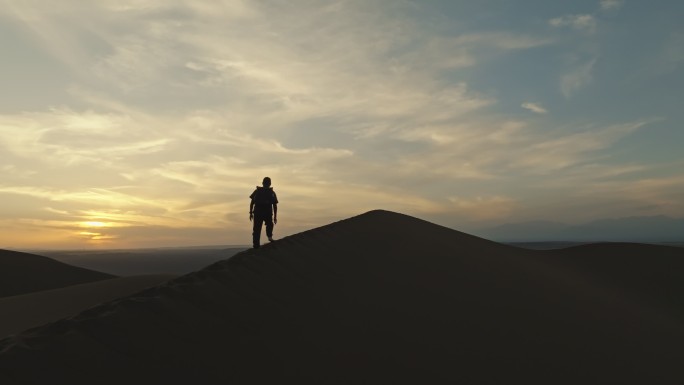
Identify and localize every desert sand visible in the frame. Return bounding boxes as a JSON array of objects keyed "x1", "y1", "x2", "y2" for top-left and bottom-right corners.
[
  {"x1": 0, "y1": 249, "x2": 114, "y2": 297},
  {"x1": 38, "y1": 247, "x2": 247, "y2": 276},
  {"x1": 1, "y1": 210, "x2": 683, "y2": 384},
  {"x1": 0, "y1": 274, "x2": 176, "y2": 339}
]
